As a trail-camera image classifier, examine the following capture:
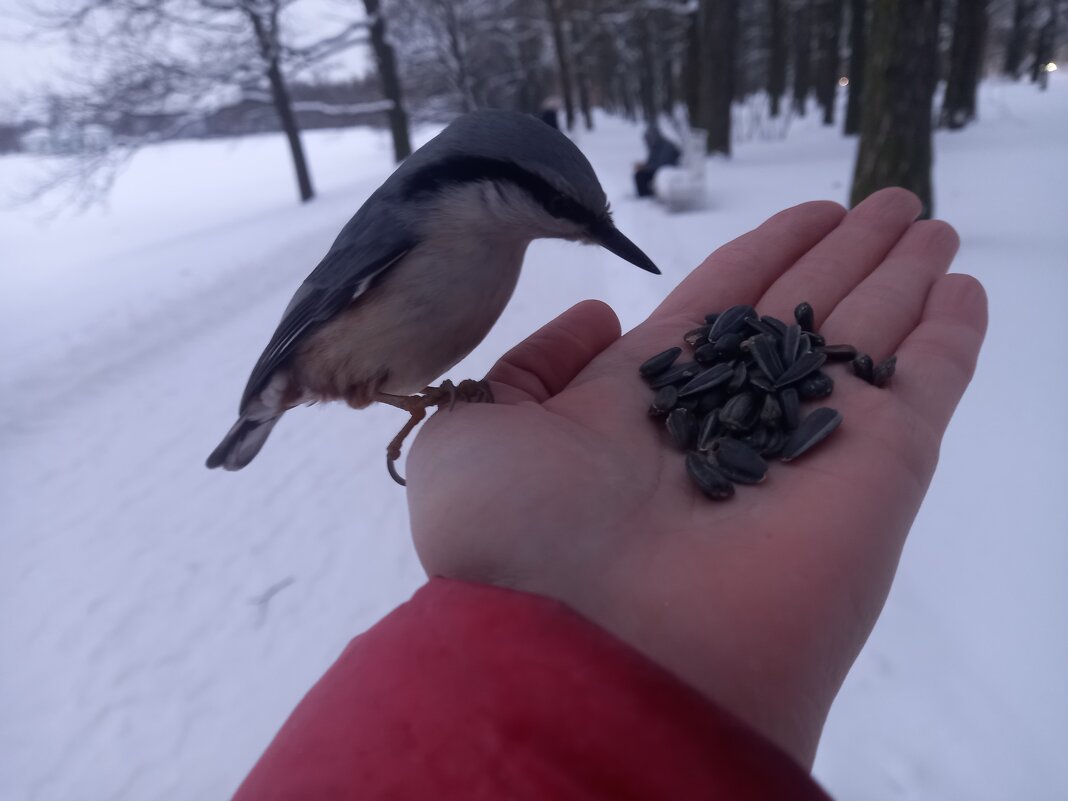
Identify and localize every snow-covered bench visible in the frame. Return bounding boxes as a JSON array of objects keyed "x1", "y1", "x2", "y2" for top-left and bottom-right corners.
[{"x1": 652, "y1": 127, "x2": 708, "y2": 212}]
